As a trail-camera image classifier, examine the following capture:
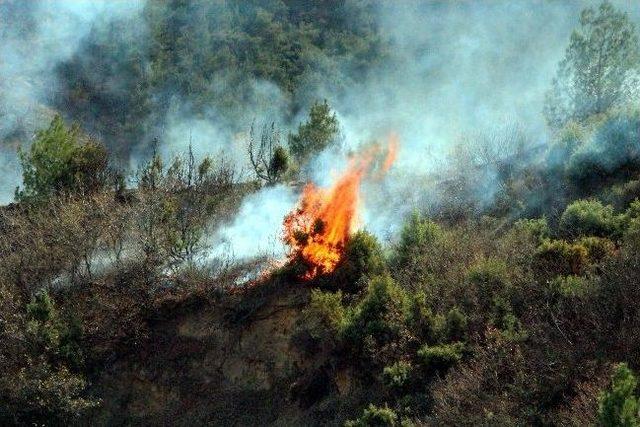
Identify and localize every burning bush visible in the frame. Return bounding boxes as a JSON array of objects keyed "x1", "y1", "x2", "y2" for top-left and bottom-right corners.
[{"x1": 283, "y1": 140, "x2": 397, "y2": 282}]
